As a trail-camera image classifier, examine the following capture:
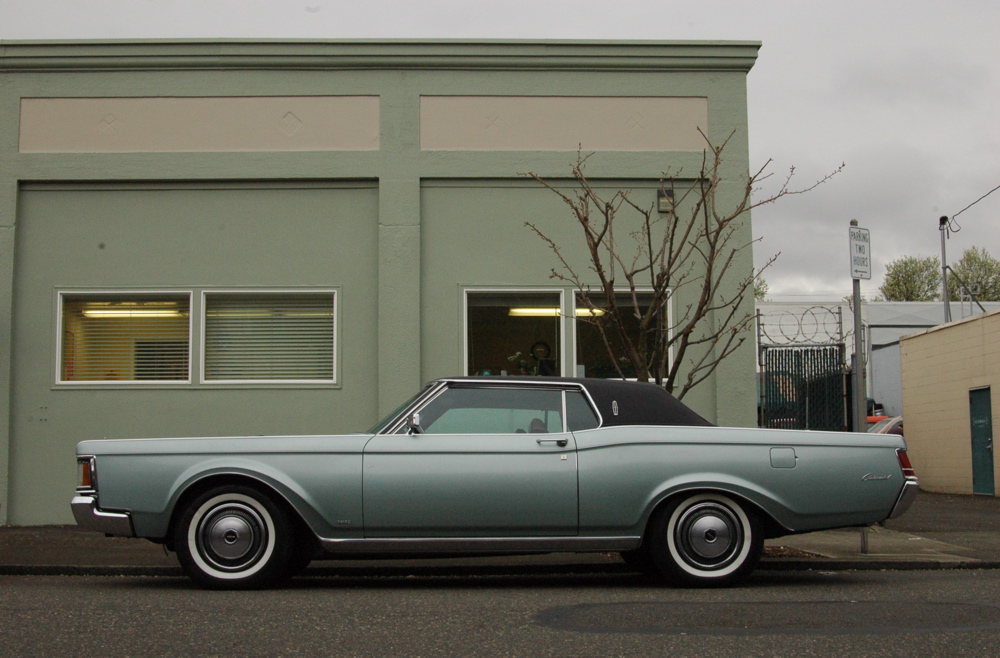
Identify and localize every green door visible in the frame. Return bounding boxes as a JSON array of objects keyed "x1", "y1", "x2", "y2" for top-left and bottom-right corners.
[{"x1": 970, "y1": 387, "x2": 995, "y2": 496}]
